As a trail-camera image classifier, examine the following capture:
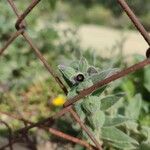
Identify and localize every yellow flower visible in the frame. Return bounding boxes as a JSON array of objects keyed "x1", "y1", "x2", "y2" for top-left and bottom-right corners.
[{"x1": 52, "y1": 95, "x2": 66, "y2": 106}]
